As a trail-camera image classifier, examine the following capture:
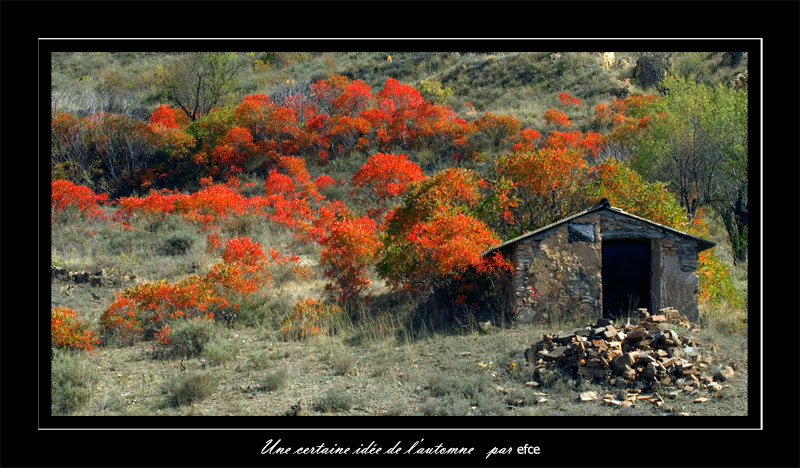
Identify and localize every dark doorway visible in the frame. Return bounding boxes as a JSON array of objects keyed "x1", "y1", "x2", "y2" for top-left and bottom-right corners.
[{"x1": 602, "y1": 239, "x2": 651, "y2": 318}]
